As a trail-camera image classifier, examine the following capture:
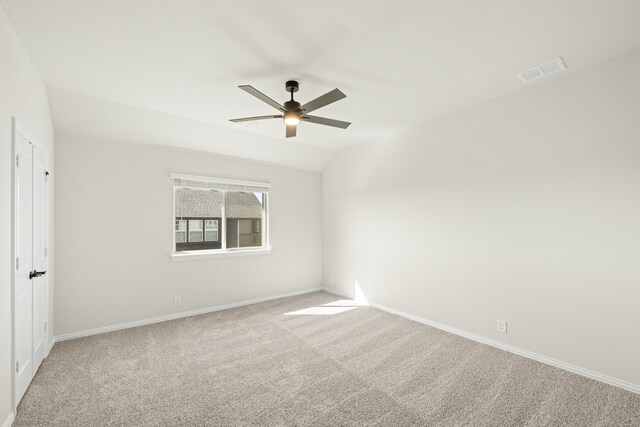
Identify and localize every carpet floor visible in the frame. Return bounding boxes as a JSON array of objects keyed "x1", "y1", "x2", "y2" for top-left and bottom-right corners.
[{"x1": 14, "y1": 291, "x2": 640, "y2": 426}]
